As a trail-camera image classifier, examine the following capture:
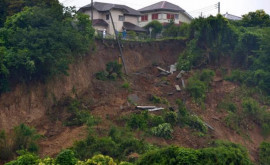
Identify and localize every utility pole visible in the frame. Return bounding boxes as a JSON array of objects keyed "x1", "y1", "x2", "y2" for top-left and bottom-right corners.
[
  {"x1": 109, "y1": 11, "x2": 127, "y2": 74},
  {"x1": 218, "y1": 2, "x2": 220, "y2": 14},
  {"x1": 200, "y1": 12, "x2": 203, "y2": 17},
  {"x1": 91, "y1": 0, "x2": 93, "y2": 21}
]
